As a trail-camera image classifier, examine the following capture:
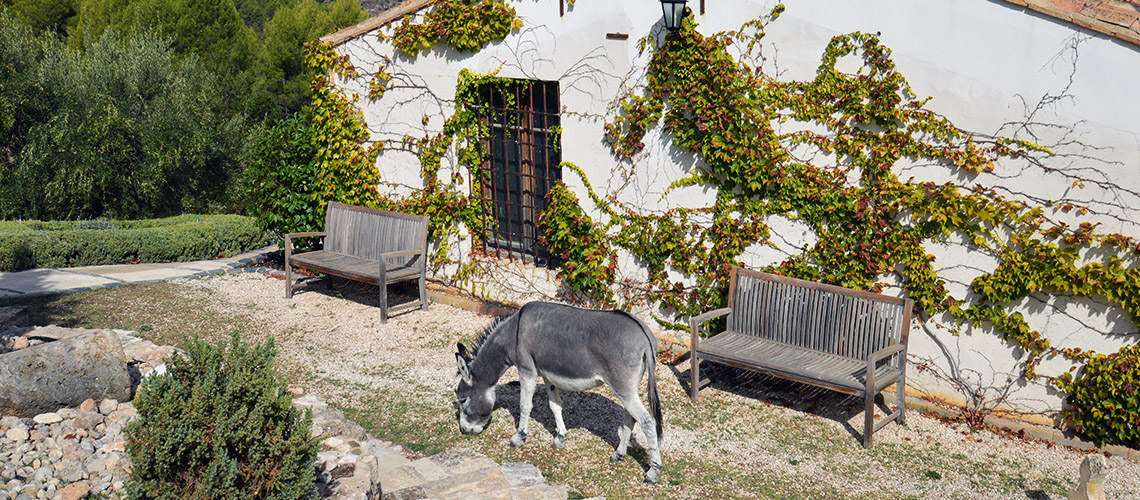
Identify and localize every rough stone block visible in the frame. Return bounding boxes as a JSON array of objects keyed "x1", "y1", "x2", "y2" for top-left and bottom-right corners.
[
  {"x1": 501, "y1": 462, "x2": 545, "y2": 486},
  {"x1": 0, "y1": 331, "x2": 130, "y2": 418},
  {"x1": 1069, "y1": 453, "x2": 1109, "y2": 500}
]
